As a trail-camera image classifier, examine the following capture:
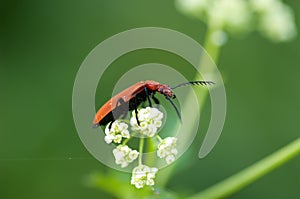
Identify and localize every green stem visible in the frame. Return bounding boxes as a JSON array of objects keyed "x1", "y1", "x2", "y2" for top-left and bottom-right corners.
[
  {"x1": 156, "y1": 24, "x2": 222, "y2": 188},
  {"x1": 122, "y1": 138, "x2": 131, "y2": 146},
  {"x1": 202, "y1": 24, "x2": 222, "y2": 63},
  {"x1": 145, "y1": 138, "x2": 156, "y2": 167},
  {"x1": 156, "y1": 135, "x2": 163, "y2": 142},
  {"x1": 122, "y1": 131, "x2": 139, "y2": 146},
  {"x1": 187, "y1": 137, "x2": 300, "y2": 199},
  {"x1": 138, "y1": 138, "x2": 144, "y2": 165}
]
